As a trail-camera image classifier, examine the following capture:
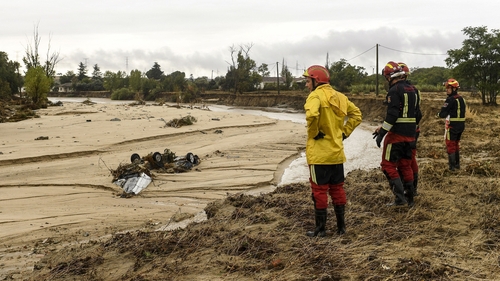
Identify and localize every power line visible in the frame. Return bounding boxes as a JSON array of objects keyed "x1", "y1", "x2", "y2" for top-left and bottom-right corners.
[
  {"x1": 378, "y1": 44, "x2": 447, "y2": 56},
  {"x1": 345, "y1": 45, "x2": 377, "y2": 61}
]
